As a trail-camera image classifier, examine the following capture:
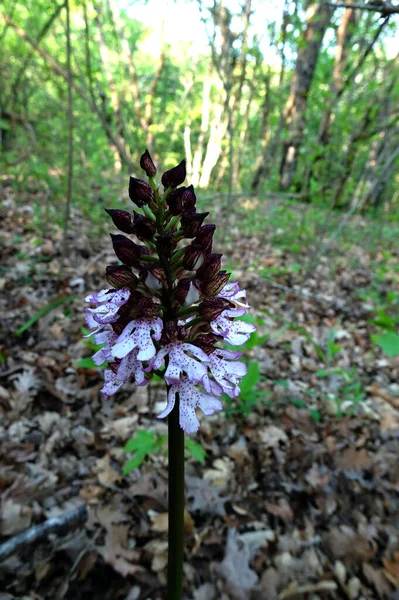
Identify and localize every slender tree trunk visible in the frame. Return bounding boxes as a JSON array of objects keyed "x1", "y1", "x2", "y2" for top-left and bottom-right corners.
[
  {"x1": 251, "y1": 0, "x2": 291, "y2": 192},
  {"x1": 279, "y1": 0, "x2": 333, "y2": 190},
  {"x1": 0, "y1": 13, "x2": 135, "y2": 171},
  {"x1": 61, "y1": 0, "x2": 73, "y2": 267},
  {"x1": 95, "y1": 5, "x2": 125, "y2": 171},
  {"x1": 302, "y1": 3, "x2": 355, "y2": 197},
  {"x1": 332, "y1": 107, "x2": 373, "y2": 206},
  {"x1": 191, "y1": 73, "x2": 212, "y2": 186},
  {"x1": 199, "y1": 102, "x2": 227, "y2": 188}
]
